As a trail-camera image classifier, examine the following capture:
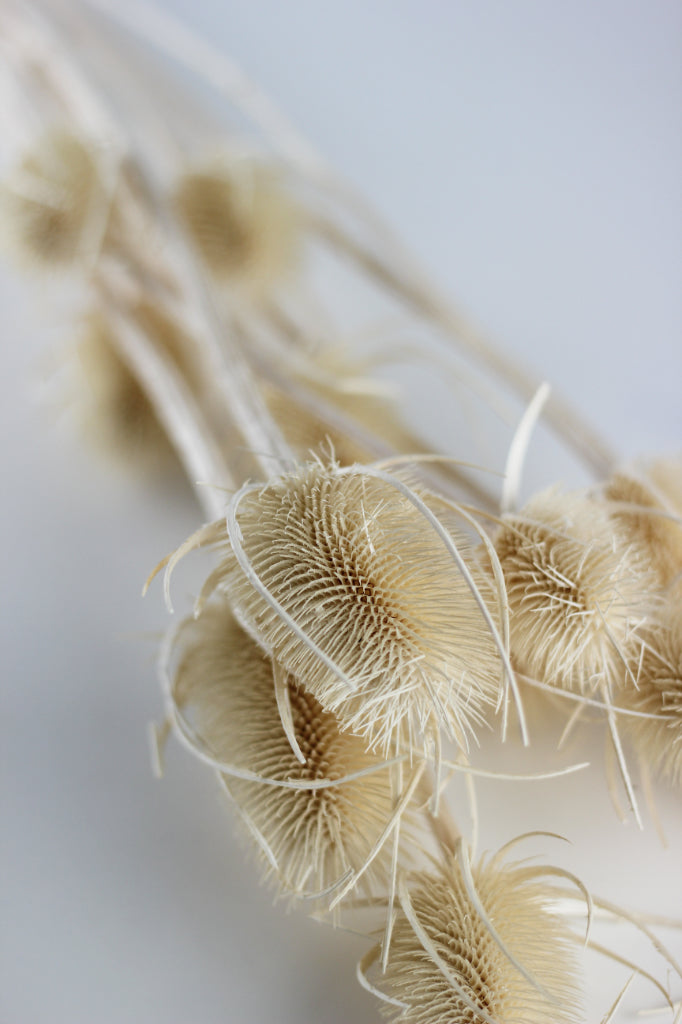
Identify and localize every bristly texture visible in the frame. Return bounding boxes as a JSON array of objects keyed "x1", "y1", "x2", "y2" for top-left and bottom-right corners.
[
  {"x1": 74, "y1": 302, "x2": 199, "y2": 472},
  {"x1": 494, "y1": 487, "x2": 653, "y2": 694},
  {"x1": 378, "y1": 848, "x2": 582, "y2": 1023},
  {"x1": 621, "y1": 605, "x2": 682, "y2": 788},
  {"x1": 173, "y1": 158, "x2": 299, "y2": 294},
  {"x1": 172, "y1": 598, "x2": 413, "y2": 900},
  {"x1": 206, "y1": 459, "x2": 502, "y2": 756},
  {"x1": 605, "y1": 459, "x2": 682, "y2": 589},
  {"x1": 0, "y1": 129, "x2": 101, "y2": 267}
]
